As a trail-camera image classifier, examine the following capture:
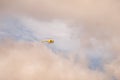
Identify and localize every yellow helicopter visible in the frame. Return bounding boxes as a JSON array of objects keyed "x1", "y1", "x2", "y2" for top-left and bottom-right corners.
[{"x1": 41, "y1": 39, "x2": 54, "y2": 44}]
